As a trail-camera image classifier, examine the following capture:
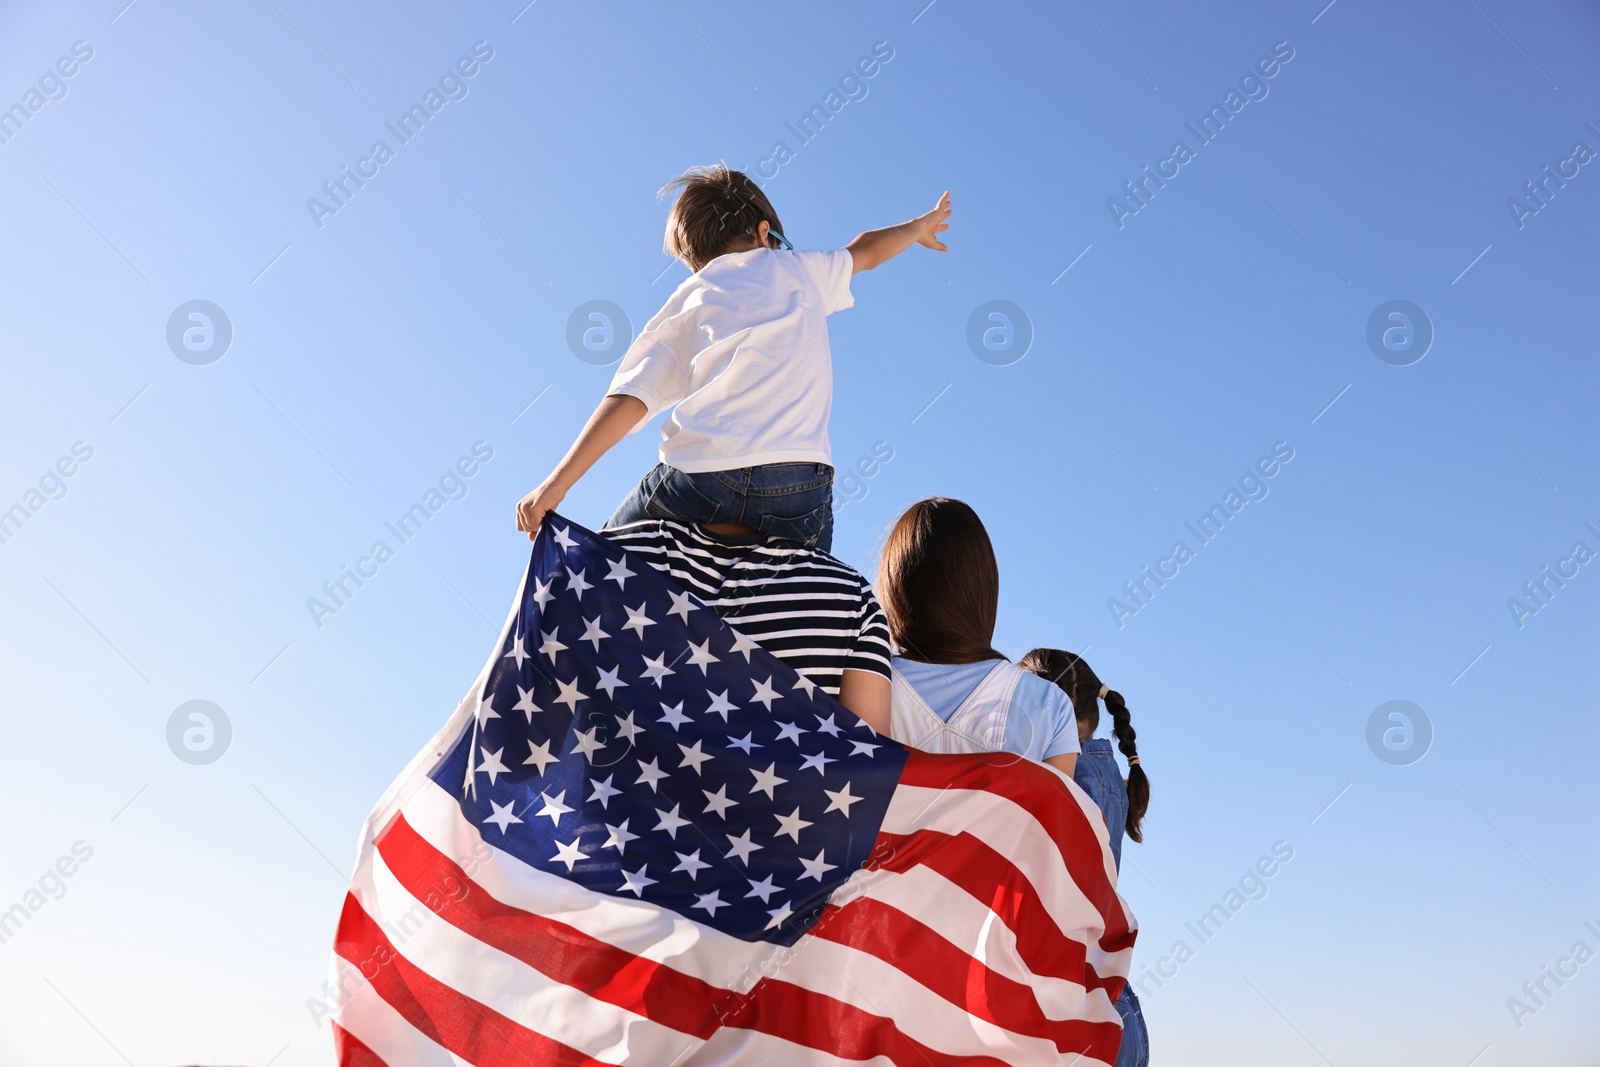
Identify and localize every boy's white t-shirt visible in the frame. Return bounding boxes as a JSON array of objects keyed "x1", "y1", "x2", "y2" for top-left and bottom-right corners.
[{"x1": 606, "y1": 246, "x2": 854, "y2": 474}]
